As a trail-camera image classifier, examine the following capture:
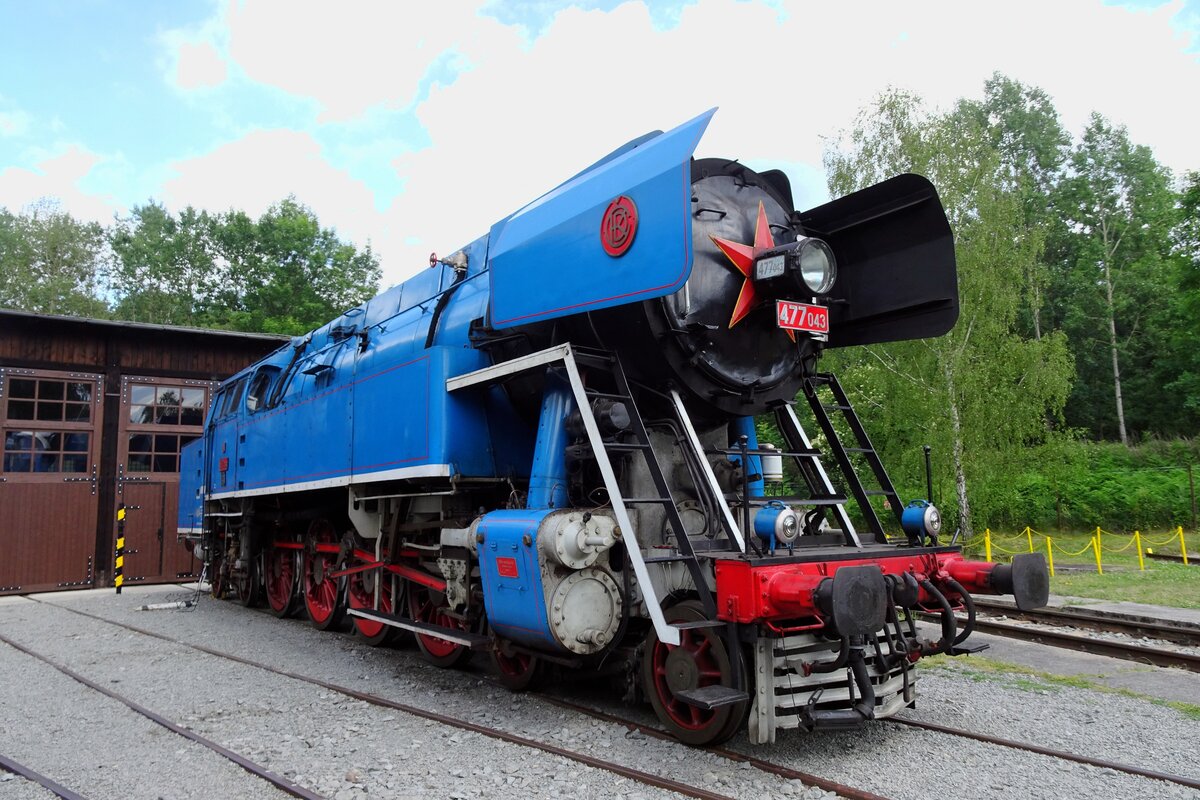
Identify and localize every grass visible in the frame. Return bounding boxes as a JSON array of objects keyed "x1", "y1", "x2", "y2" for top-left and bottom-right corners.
[
  {"x1": 963, "y1": 527, "x2": 1200, "y2": 608},
  {"x1": 919, "y1": 654, "x2": 1200, "y2": 721}
]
